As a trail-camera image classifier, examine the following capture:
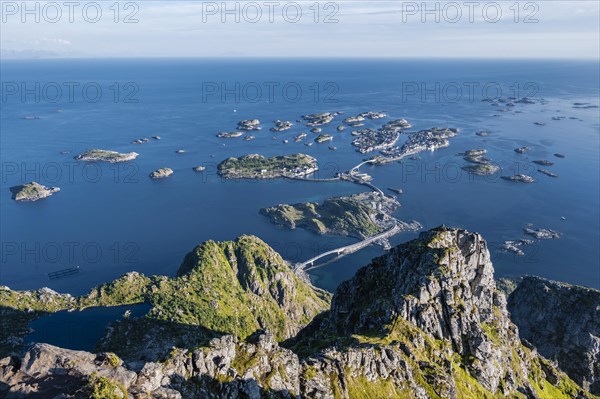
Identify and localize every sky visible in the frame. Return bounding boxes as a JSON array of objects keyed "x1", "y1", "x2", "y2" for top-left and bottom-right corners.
[{"x1": 1, "y1": 0, "x2": 599, "y2": 59}]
